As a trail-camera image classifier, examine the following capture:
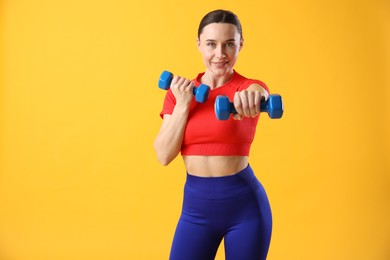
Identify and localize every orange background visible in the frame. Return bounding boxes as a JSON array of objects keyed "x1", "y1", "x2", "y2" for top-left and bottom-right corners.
[{"x1": 1, "y1": 0, "x2": 389, "y2": 259}]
